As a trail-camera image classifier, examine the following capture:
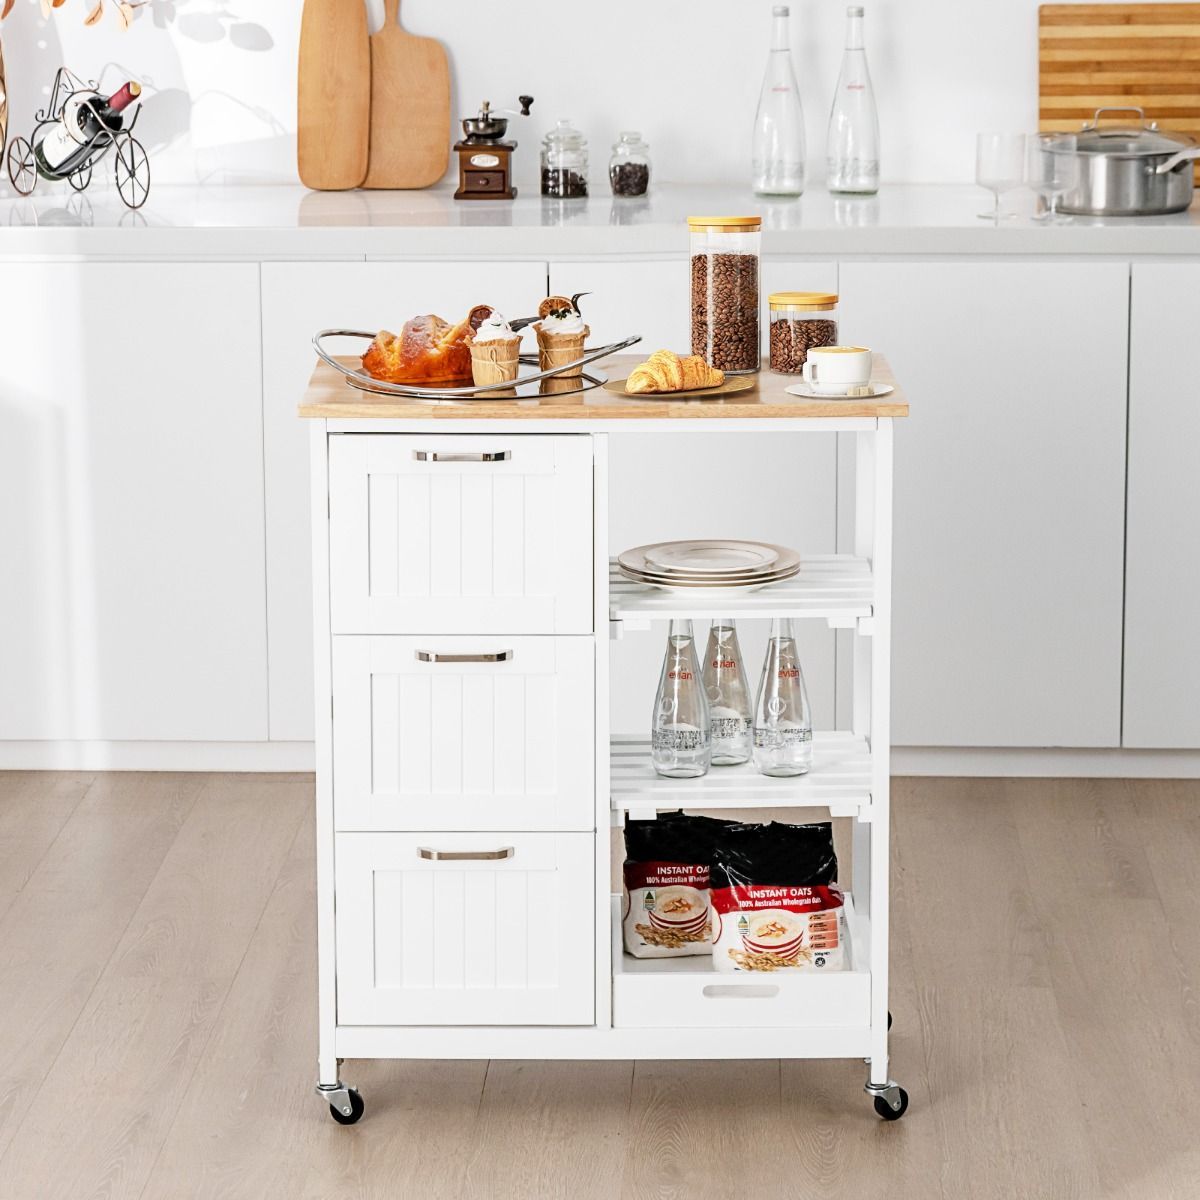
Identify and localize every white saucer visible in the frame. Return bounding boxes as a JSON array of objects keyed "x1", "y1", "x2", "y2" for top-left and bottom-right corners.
[{"x1": 785, "y1": 381, "x2": 895, "y2": 400}]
